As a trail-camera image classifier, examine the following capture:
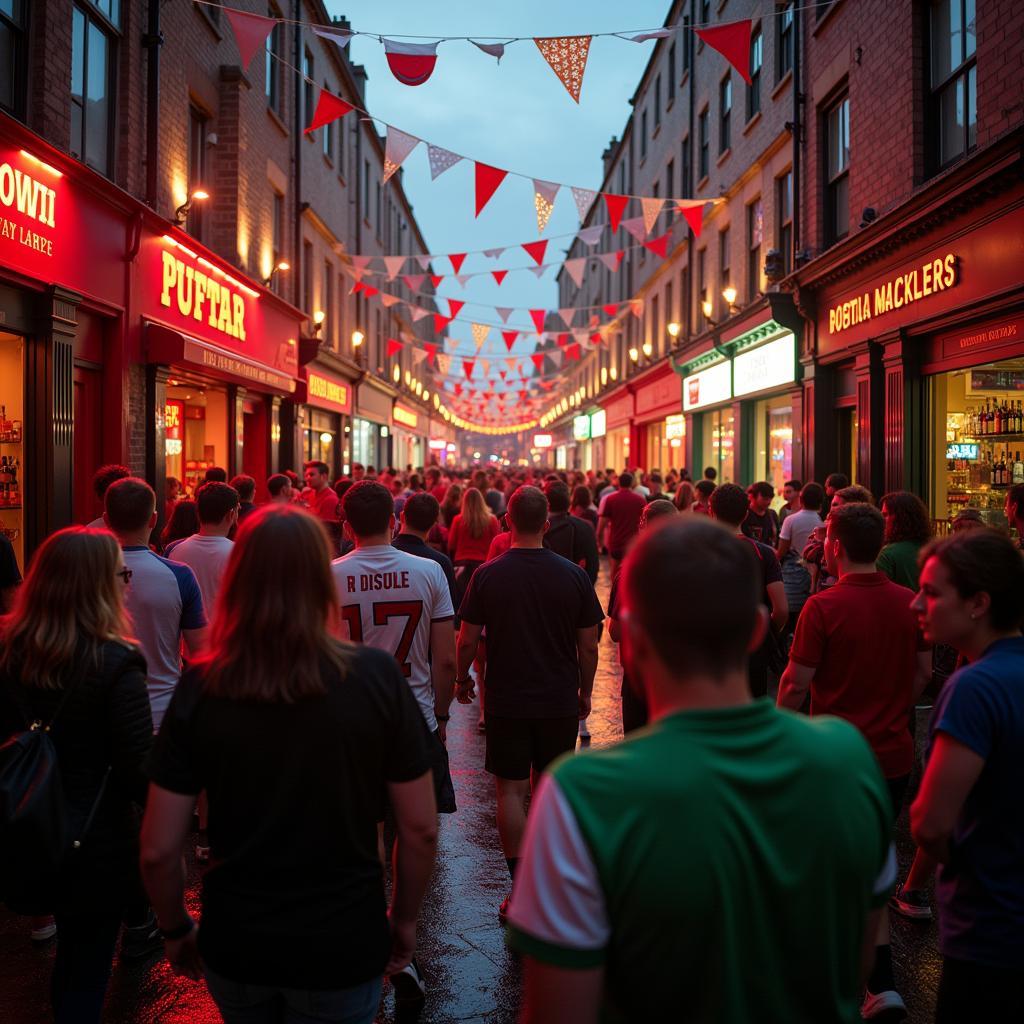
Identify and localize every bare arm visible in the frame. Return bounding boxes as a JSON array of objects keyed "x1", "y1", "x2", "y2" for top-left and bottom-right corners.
[
  {"x1": 776, "y1": 537, "x2": 792, "y2": 560},
  {"x1": 455, "y1": 620, "x2": 484, "y2": 702},
  {"x1": 910, "y1": 733, "x2": 985, "y2": 863},
  {"x1": 182, "y1": 626, "x2": 207, "y2": 657},
  {"x1": 429, "y1": 619, "x2": 457, "y2": 738},
  {"x1": 520, "y1": 960, "x2": 604, "y2": 1024},
  {"x1": 912, "y1": 650, "x2": 933, "y2": 702},
  {"x1": 766, "y1": 580, "x2": 789, "y2": 632},
  {"x1": 777, "y1": 661, "x2": 815, "y2": 711},
  {"x1": 596, "y1": 516, "x2": 609, "y2": 551},
  {"x1": 576, "y1": 625, "x2": 599, "y2": 718}
]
